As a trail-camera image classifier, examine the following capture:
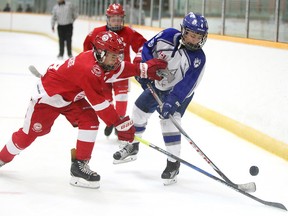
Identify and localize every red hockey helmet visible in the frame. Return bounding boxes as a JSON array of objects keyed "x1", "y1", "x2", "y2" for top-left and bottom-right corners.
[
  {"x1": 106, "y1": 3, "x2": 125, "y2": 16},
  {"x1": 93, "y1": 31, "x2": 125, "y2": 71},
  {"x1": 106, "y1": 3, "x2": 125, "y2": 31}
]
